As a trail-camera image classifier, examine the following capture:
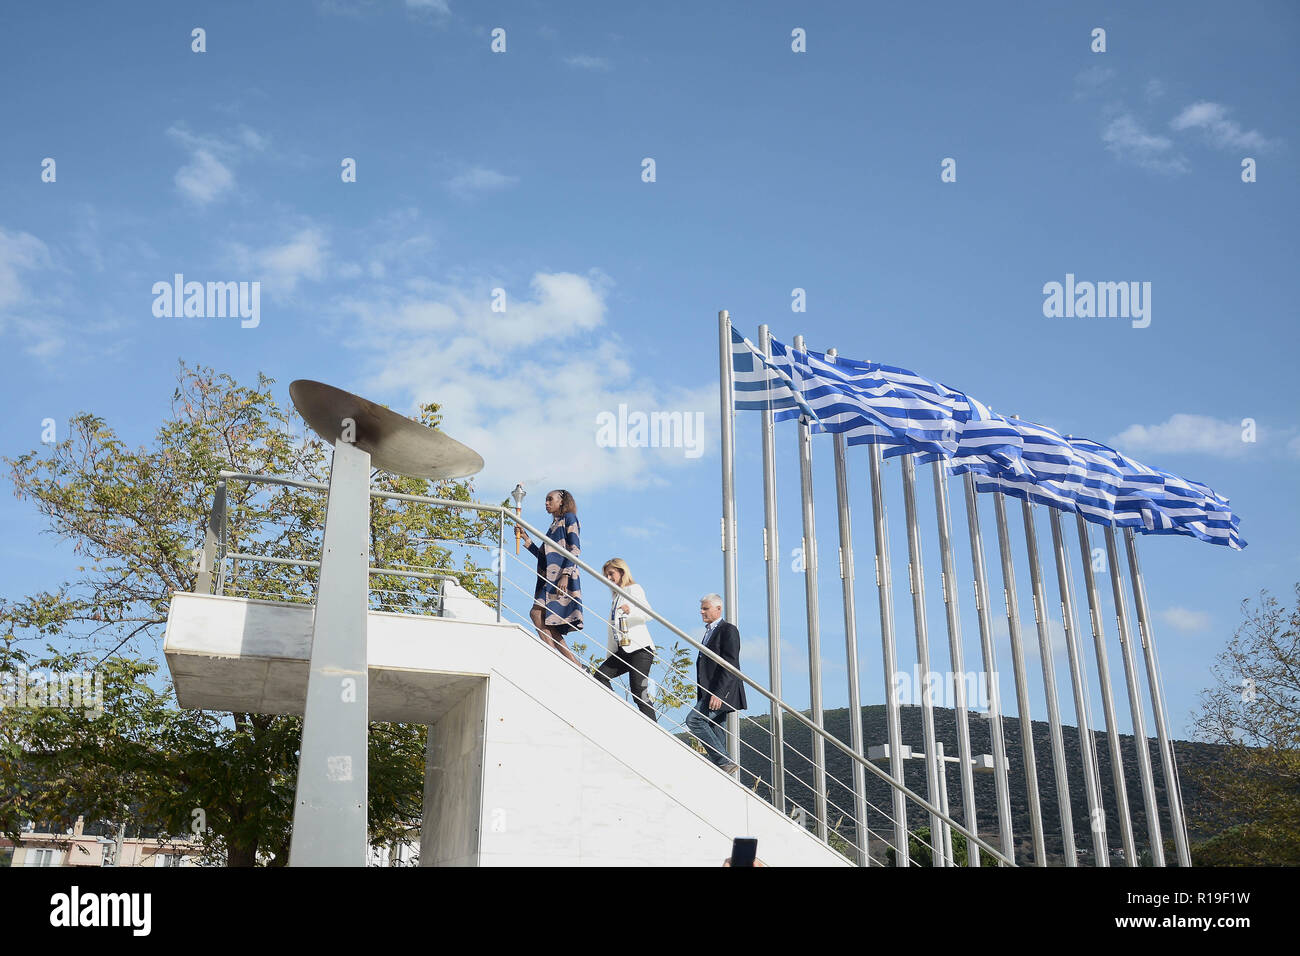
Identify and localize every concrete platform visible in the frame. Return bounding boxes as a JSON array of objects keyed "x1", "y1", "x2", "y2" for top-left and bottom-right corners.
[
  {"x1": 164, "y1": 586, "x2": 849, "y2": 867},
  {"x1": 165, "y1": 591, "x2": 502, "y2": 724}
]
